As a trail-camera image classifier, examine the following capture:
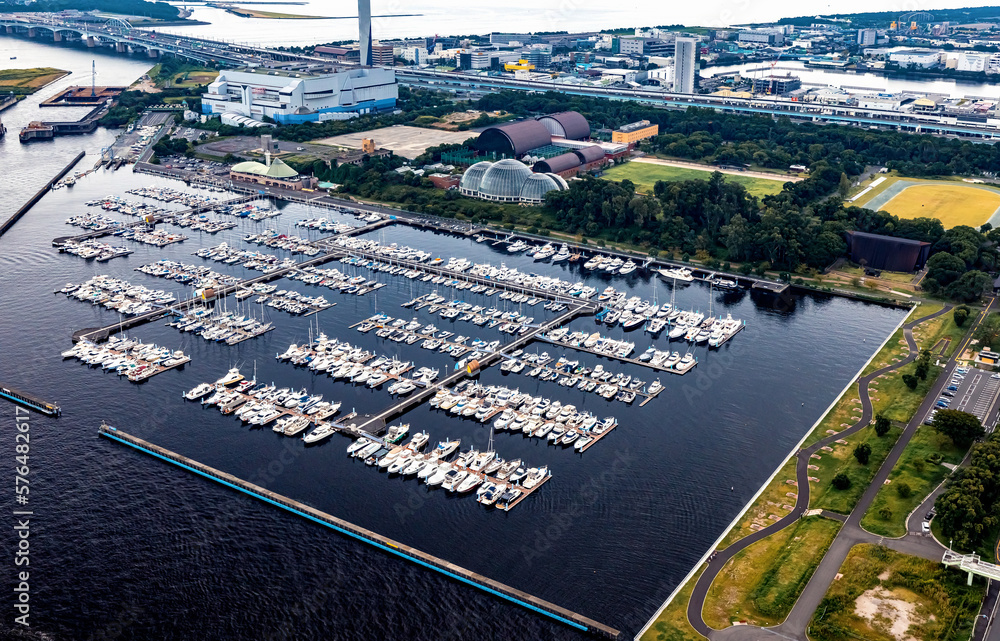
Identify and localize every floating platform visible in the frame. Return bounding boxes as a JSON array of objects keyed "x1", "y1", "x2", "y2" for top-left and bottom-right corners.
[
  {"x1": 0, "y1": 383, "x2": 60, "y2": 416},
  {"x1": 97, "y1": 424, "x2": 620, "y2": 639}
]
